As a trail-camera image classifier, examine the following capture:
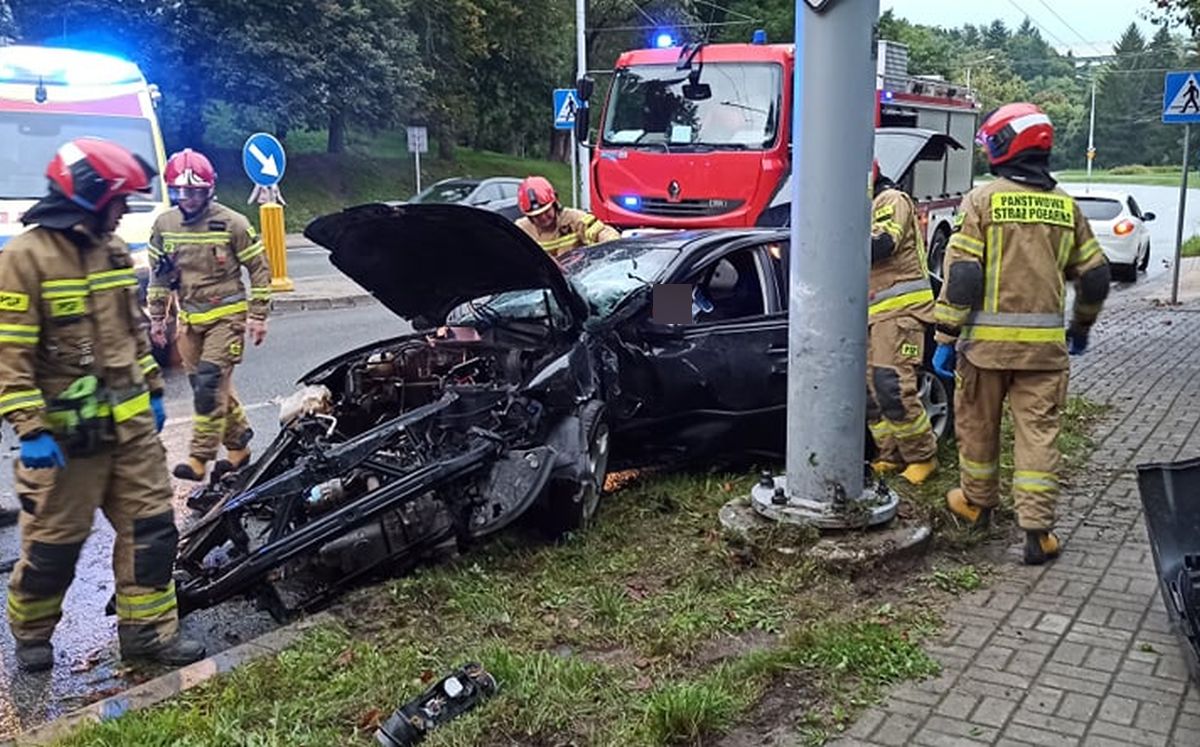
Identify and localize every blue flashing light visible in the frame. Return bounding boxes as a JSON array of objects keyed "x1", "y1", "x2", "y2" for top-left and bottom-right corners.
[
  {"x1": 620, "y1": 195, "x2": 643, "y2": 211},
  {"x1": 0, "y1": 45, "x2": 142, "y2": 87},
  {"x1": 654, "y1": 32, "x2": 675, "y2": 49},
  {"x1": 752, "y1": 29, "x2": 767, "y2": 44},
  {"x1": 881, "y1": 90, "x2": 894, "y2": 101}
]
